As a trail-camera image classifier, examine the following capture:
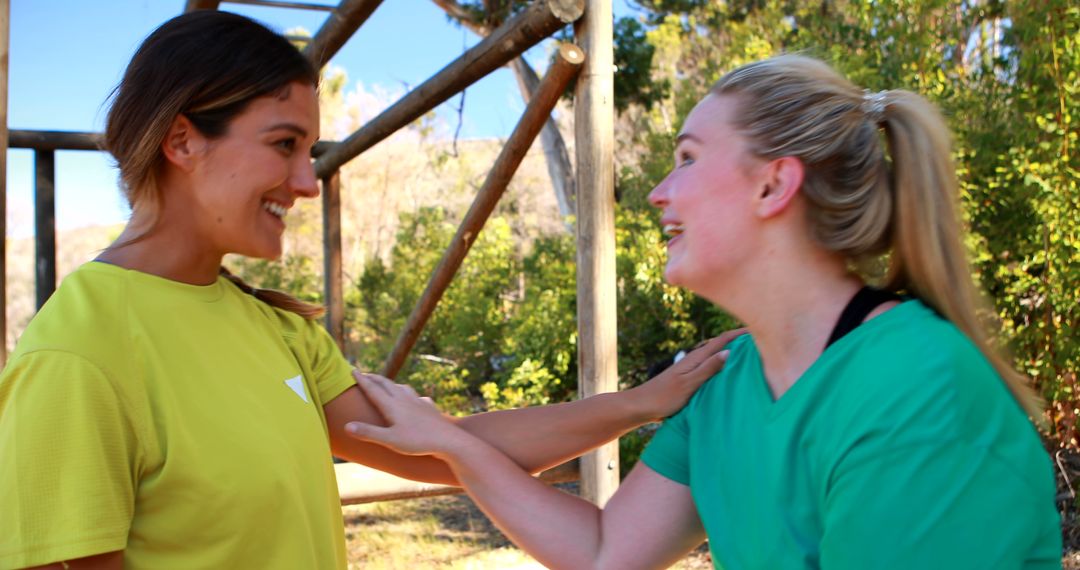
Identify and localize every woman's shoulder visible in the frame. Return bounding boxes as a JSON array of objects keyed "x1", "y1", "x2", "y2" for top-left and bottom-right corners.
[
  {"x1": 4, "y1": 263, "x2": 143, "y2": 401},
  {"x1": 829, "y1": 299, "x2": 1035, "y2": 445},
  {"x1": 14, "y1": 263, "x2": 132, "y2": 355},
  {"x1": 840, "y1": 299, "x2": 988, "y2": 376}
]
